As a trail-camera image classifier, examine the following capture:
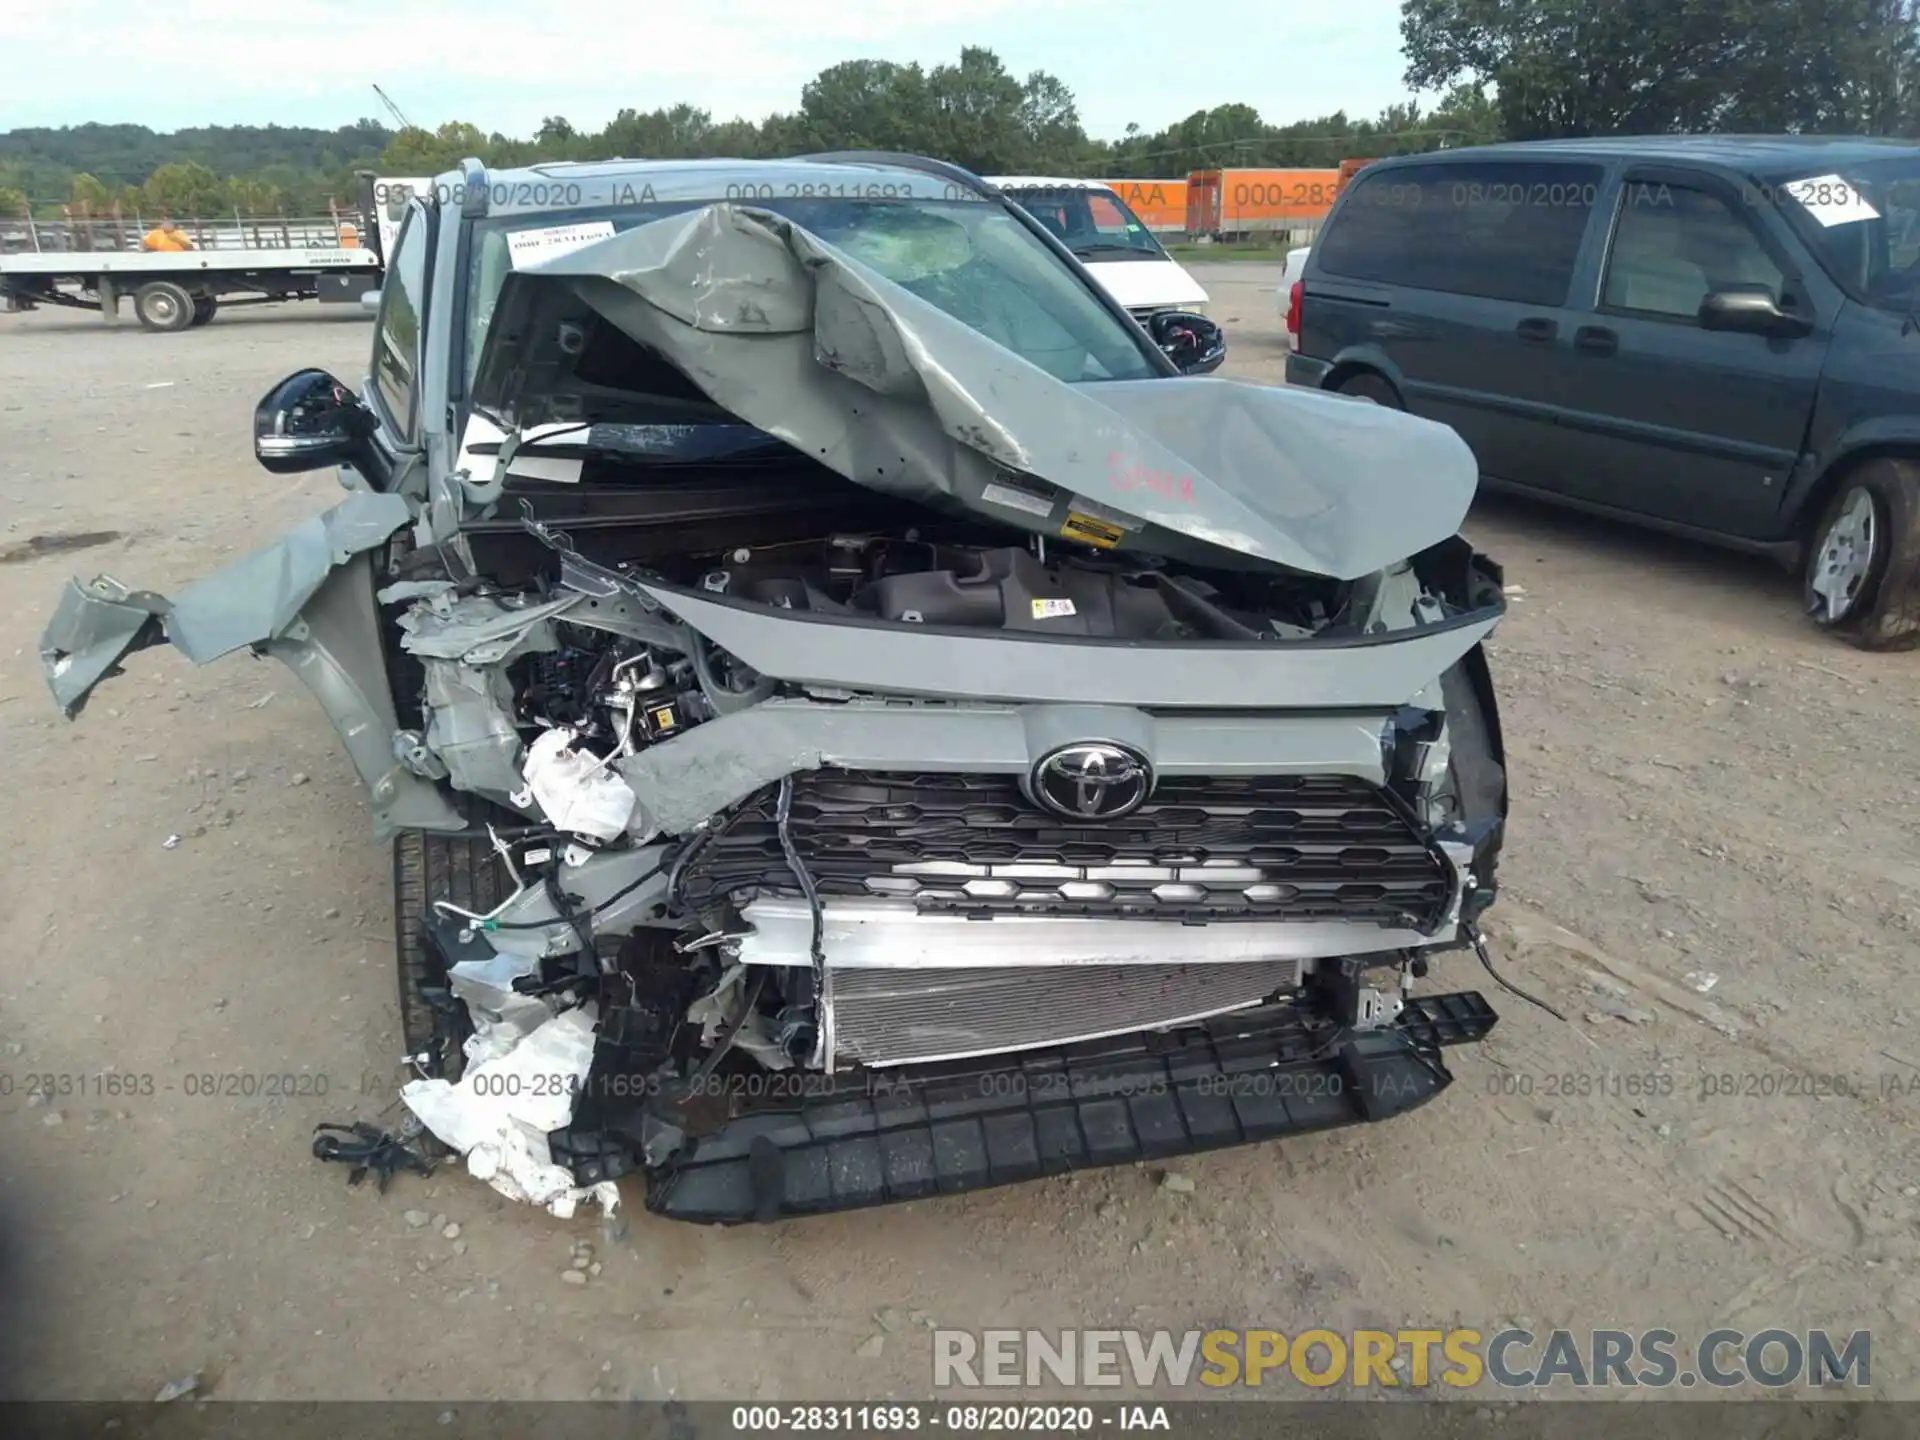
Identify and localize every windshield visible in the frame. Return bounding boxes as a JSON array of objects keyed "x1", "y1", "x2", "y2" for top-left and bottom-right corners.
[
  {"x1": 1773, "y1": 158, "x2": 1920, "y2": 311},
  {"x1": 463, "y1": 194, "x2": 1161, "y2": 409},
  {"x1": 1002, "y1": 186, "x2": 1168, "y2": 260}
]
